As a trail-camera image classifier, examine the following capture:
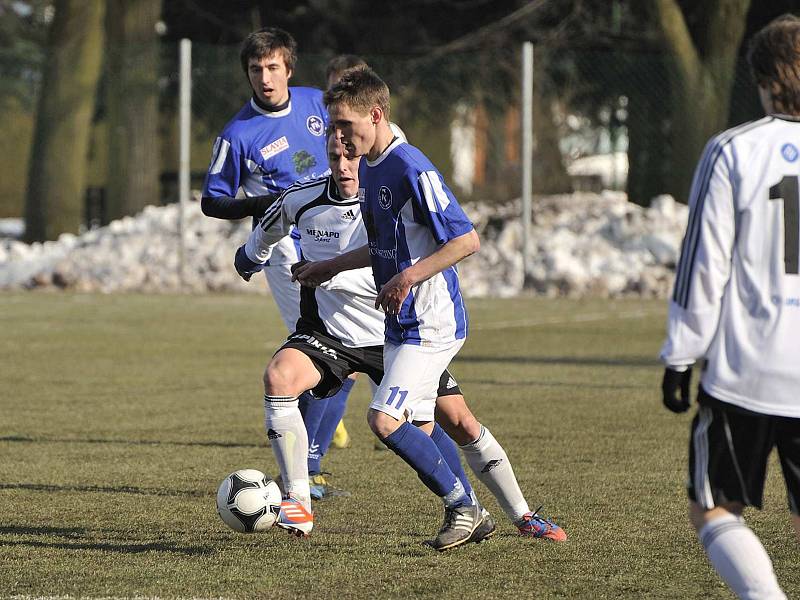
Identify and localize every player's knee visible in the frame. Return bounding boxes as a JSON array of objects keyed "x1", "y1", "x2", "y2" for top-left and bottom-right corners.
[
  {"x1": 688, "y1": 501, "x2": 745, "y2": 532},
  {"x1": 367, "y1": 409, "x2": 400, "y2": 439},
  {"x1": 263, "y1": 361, "x2": 296, "y2": 396},
  {"x1": 434, "y1": 396, "x2": 481, "y2": 444}
]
